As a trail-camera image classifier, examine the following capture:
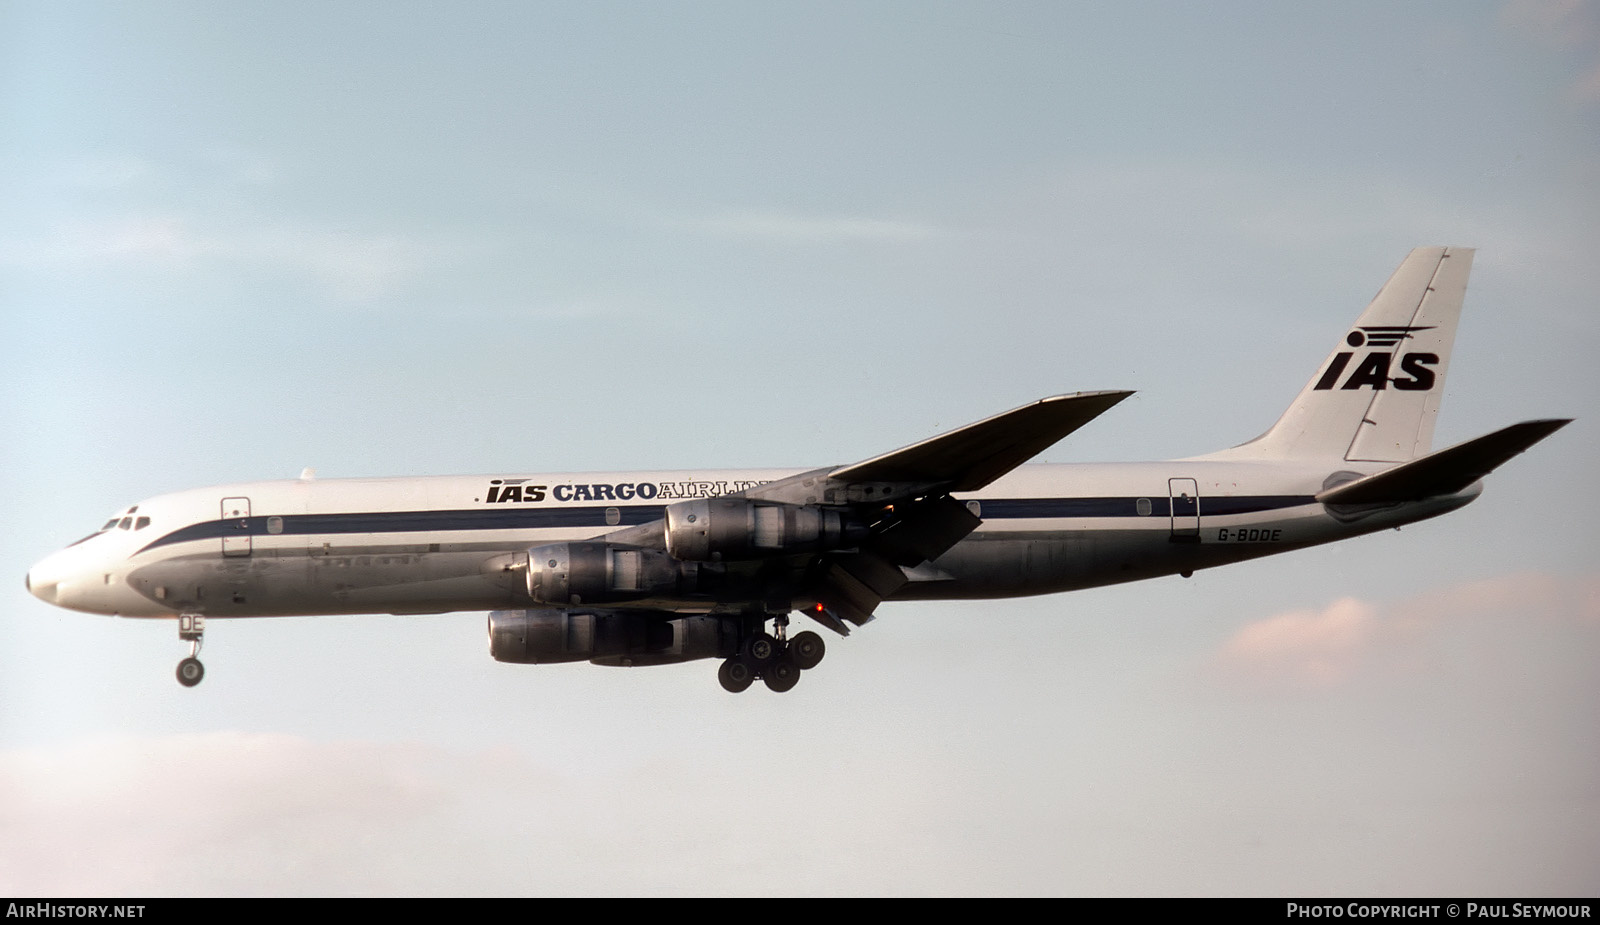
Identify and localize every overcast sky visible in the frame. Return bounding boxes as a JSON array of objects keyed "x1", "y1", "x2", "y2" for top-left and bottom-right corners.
[{"x1": 3, "y1": 0, "x2": 1597, "y2": 896}]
